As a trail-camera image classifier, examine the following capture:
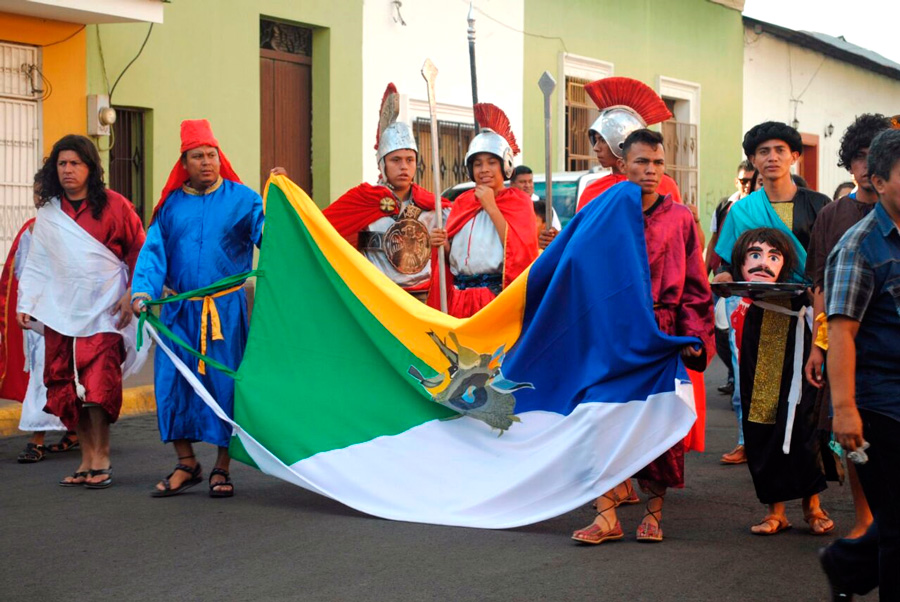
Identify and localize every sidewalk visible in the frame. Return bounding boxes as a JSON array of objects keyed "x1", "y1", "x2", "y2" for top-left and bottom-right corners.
[{"x1": 0, "y1": 348, "x2": 157, "y2": 437}]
